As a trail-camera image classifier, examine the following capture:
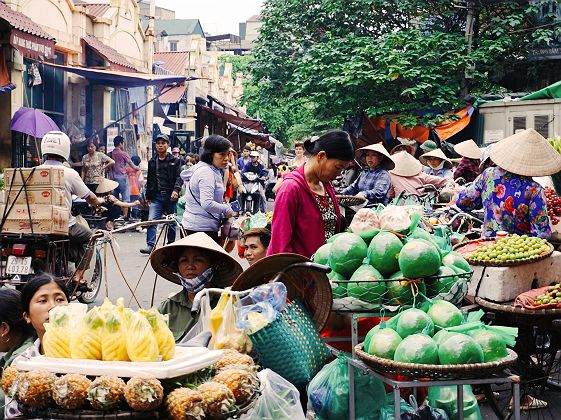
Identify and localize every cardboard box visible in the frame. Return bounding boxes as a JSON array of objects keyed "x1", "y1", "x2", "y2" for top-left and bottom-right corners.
[
  {"x1": 0, "y1": 204, "x2": 69, "y2": 235},
  {"x1": 3, "y1": 187, "x2": 65, "y2": 206},
  {"x1": 4, "y1": 167, "x2": 64, "y2": 188}
]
